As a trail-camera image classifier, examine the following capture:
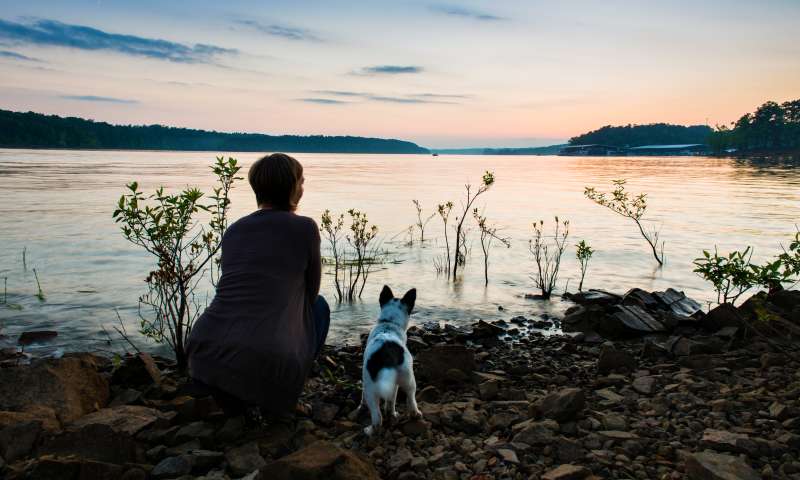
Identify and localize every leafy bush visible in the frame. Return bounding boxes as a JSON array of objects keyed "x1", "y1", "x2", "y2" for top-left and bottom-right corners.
[
  {"x1": 693, "y1": 247, "x2": 758, "y2": 305},
  {"x1": 694, "y1": 232, "x2": 800, "y2": 305},
  {"x1": 585, "y1": 179, "x2": 665, "y2": 265},
  {"x1": 529, "y1": 217, "x2": 570, "y2": 299},
  {"x1": 320, "y1": 209, "x2": 383, "y2": 302},
  {"x1": 575, "y1": 240, "x2": 594, "y2": 291},
  {"x1": 113, "y1": 156, "x2": 241, "y2": 369}
]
